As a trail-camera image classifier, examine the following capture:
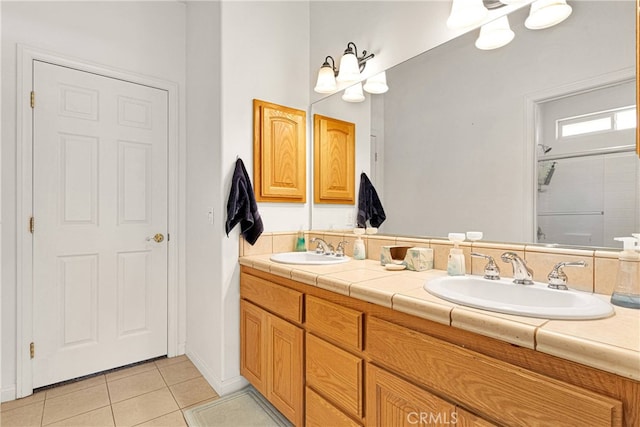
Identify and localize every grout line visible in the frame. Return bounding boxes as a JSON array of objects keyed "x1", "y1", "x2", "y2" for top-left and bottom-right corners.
[{"x1": 40, "y1": 403, "x2": 111, "y2": 427}]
